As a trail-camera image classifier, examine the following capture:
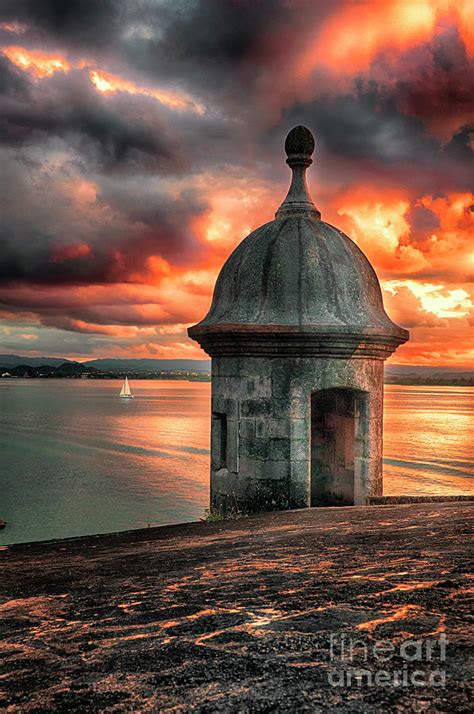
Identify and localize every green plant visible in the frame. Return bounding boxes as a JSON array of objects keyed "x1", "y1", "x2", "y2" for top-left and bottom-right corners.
[
  {"x1": 201, "y1": 493, "x2": 245, "y2": 523},
  {"x1": 202, "y1": 506, "x2": 225, "y2": 523}
]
